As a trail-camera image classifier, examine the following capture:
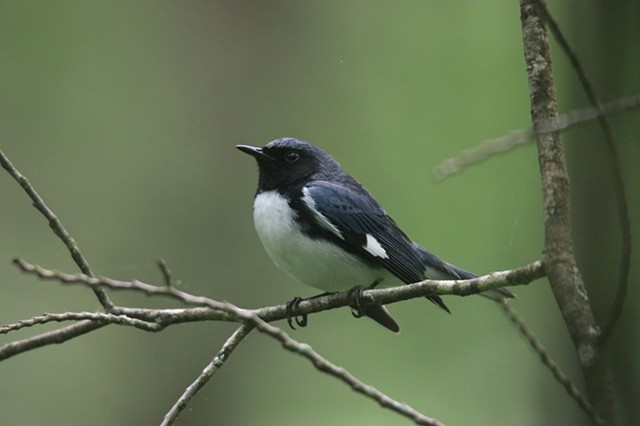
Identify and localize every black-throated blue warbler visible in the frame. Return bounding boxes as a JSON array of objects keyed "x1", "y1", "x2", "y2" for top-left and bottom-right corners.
[{"x1": 237, "y1": 138, "x2": 513, "y2": 332}]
